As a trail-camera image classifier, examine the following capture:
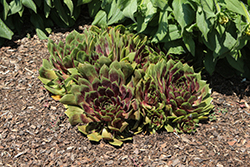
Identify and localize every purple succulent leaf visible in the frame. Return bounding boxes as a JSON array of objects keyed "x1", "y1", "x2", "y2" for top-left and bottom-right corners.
[
  {"x1": 104, "y1": 37, "x2": 110, "y2": 56},
  {"x1": 80, "y1": 114, "x2": 93, "y2": 123},
  {"x1": 109, "y1": 70, "x2": 120, "y2": 83},
  {"x1": 181, "y1": 102, "x2": 192, "y2": 110},
  {"x1": 102, "y1": 116, "x2": 112, "y2": 122},
  {"x1": 95, "y1": 44, "x2": 103, "y2": 54},
  {"x1": 187, "y1": 95, "x2": 197, "y2": 105},
  {"x1": 105, "y1": 87, "x2": 115, "y2": 98},
  {"x1": 85, "y1": 91, "x2": 99, "y2": 104},
  {"x1": 82, "y1": 103, "x2": 94, "y2": 114},
  {"x1": 111, "y1": 82, "x2": 120, "y2": 96},
  {"x1": 101, "y1": 77, "x2": 112, "y2": 88},
  {"x1": 92, "y1": 78, "x2": 101, "y2": 91},
  {"x1": 97, "y1": 86, "x2": 106, "y2": 96}
]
